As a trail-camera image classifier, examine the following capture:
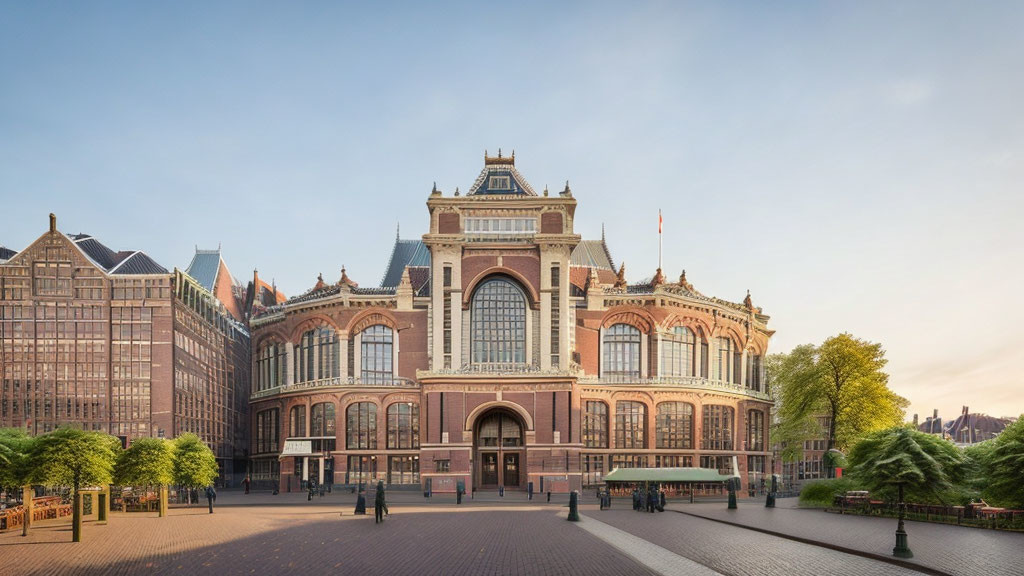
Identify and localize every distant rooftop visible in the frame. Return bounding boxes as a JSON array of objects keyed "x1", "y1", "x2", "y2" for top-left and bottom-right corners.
[{"x1": 69, "y1": 234, "x2": 168, "y2": 275}]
